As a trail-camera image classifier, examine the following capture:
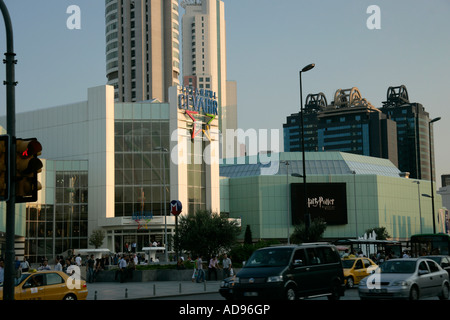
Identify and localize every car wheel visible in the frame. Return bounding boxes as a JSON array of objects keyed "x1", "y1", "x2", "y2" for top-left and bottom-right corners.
[
  {"x1": 346, "y1": 276, "x2": 355, "y2": 288},
  {"x1": 439, "y1": 283, "x2": 450, "y2": 300},
  {"x1": 285, "y1": 286, "x2": 297, "y2": 300},
  {"x1": 409, "y1": 286, "x2": 419, "y2": 300},
  {"x1": 327, "y1": 282, "x2": 341, "y2": 301},
  {"x1": 63, "y1": 294, "x2": 77, "y2": 301}
]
